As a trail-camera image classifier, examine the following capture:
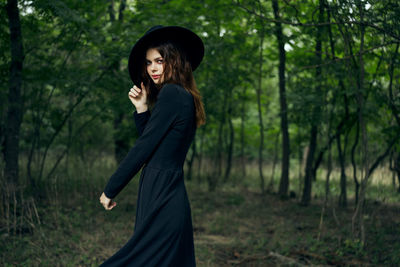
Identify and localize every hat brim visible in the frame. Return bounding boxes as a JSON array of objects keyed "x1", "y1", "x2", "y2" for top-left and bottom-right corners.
[{"x1": 128, "y1": 26, "x2": 204, "y2": 87}]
